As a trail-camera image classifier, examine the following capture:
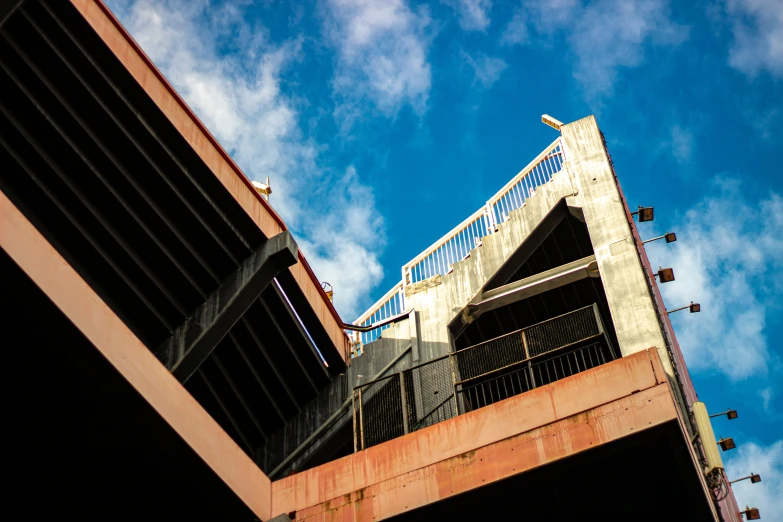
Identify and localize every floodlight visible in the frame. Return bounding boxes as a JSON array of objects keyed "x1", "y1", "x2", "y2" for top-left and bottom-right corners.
[
  {"x1": 541, "y1": 114, "x2": 563, "y2": 131},
  {"x1": 740, "y1": 506, "x2": 761, "y2": 520},
  {"x1": 710, "y1": 409, "x2": 738, "y2": 420},
  {"x1": 718, "y1": 437, "x2": 736, "y2": 451},
  {"x1": 320, "y1": 281, "x2": 333, "y2": 302},
  {"x1": 631, "y1": 206, "x2": 654, "y2": 222},
  {"x1": 643, "y1": 231, "x2": 677, "y2": 244},
  {"x1": 730, "y1": 473, "x2": 761, "y2": 485},
  {"x1": 667, "y1": 301, "x2": 700, "y2": 314},
  {"x1": 655, "y1": 267, "x2": 675, "y2": 283},
  {"x1": 251, "y1": 176, "x2": 272, "y2": 201}
]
